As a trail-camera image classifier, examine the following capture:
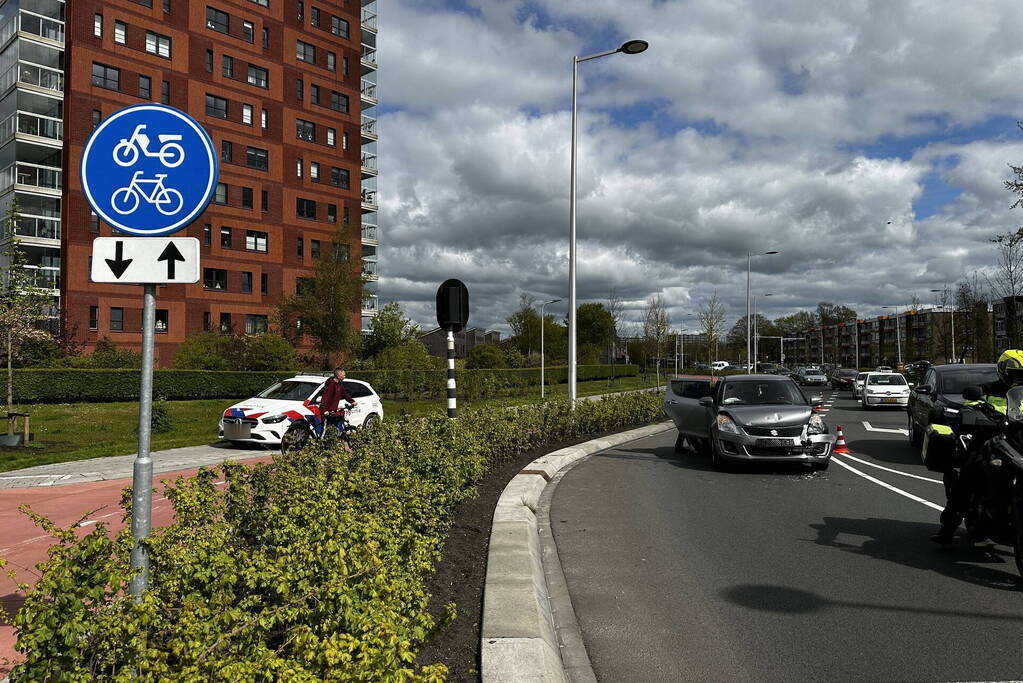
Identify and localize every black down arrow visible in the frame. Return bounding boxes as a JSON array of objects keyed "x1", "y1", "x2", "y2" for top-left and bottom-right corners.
[
  {"x1": 105, "y1": 241, "x2": 132, "y2": 279},
  {"x1": 157, "y1": 242, "x2": 186, "y2": 279}
]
